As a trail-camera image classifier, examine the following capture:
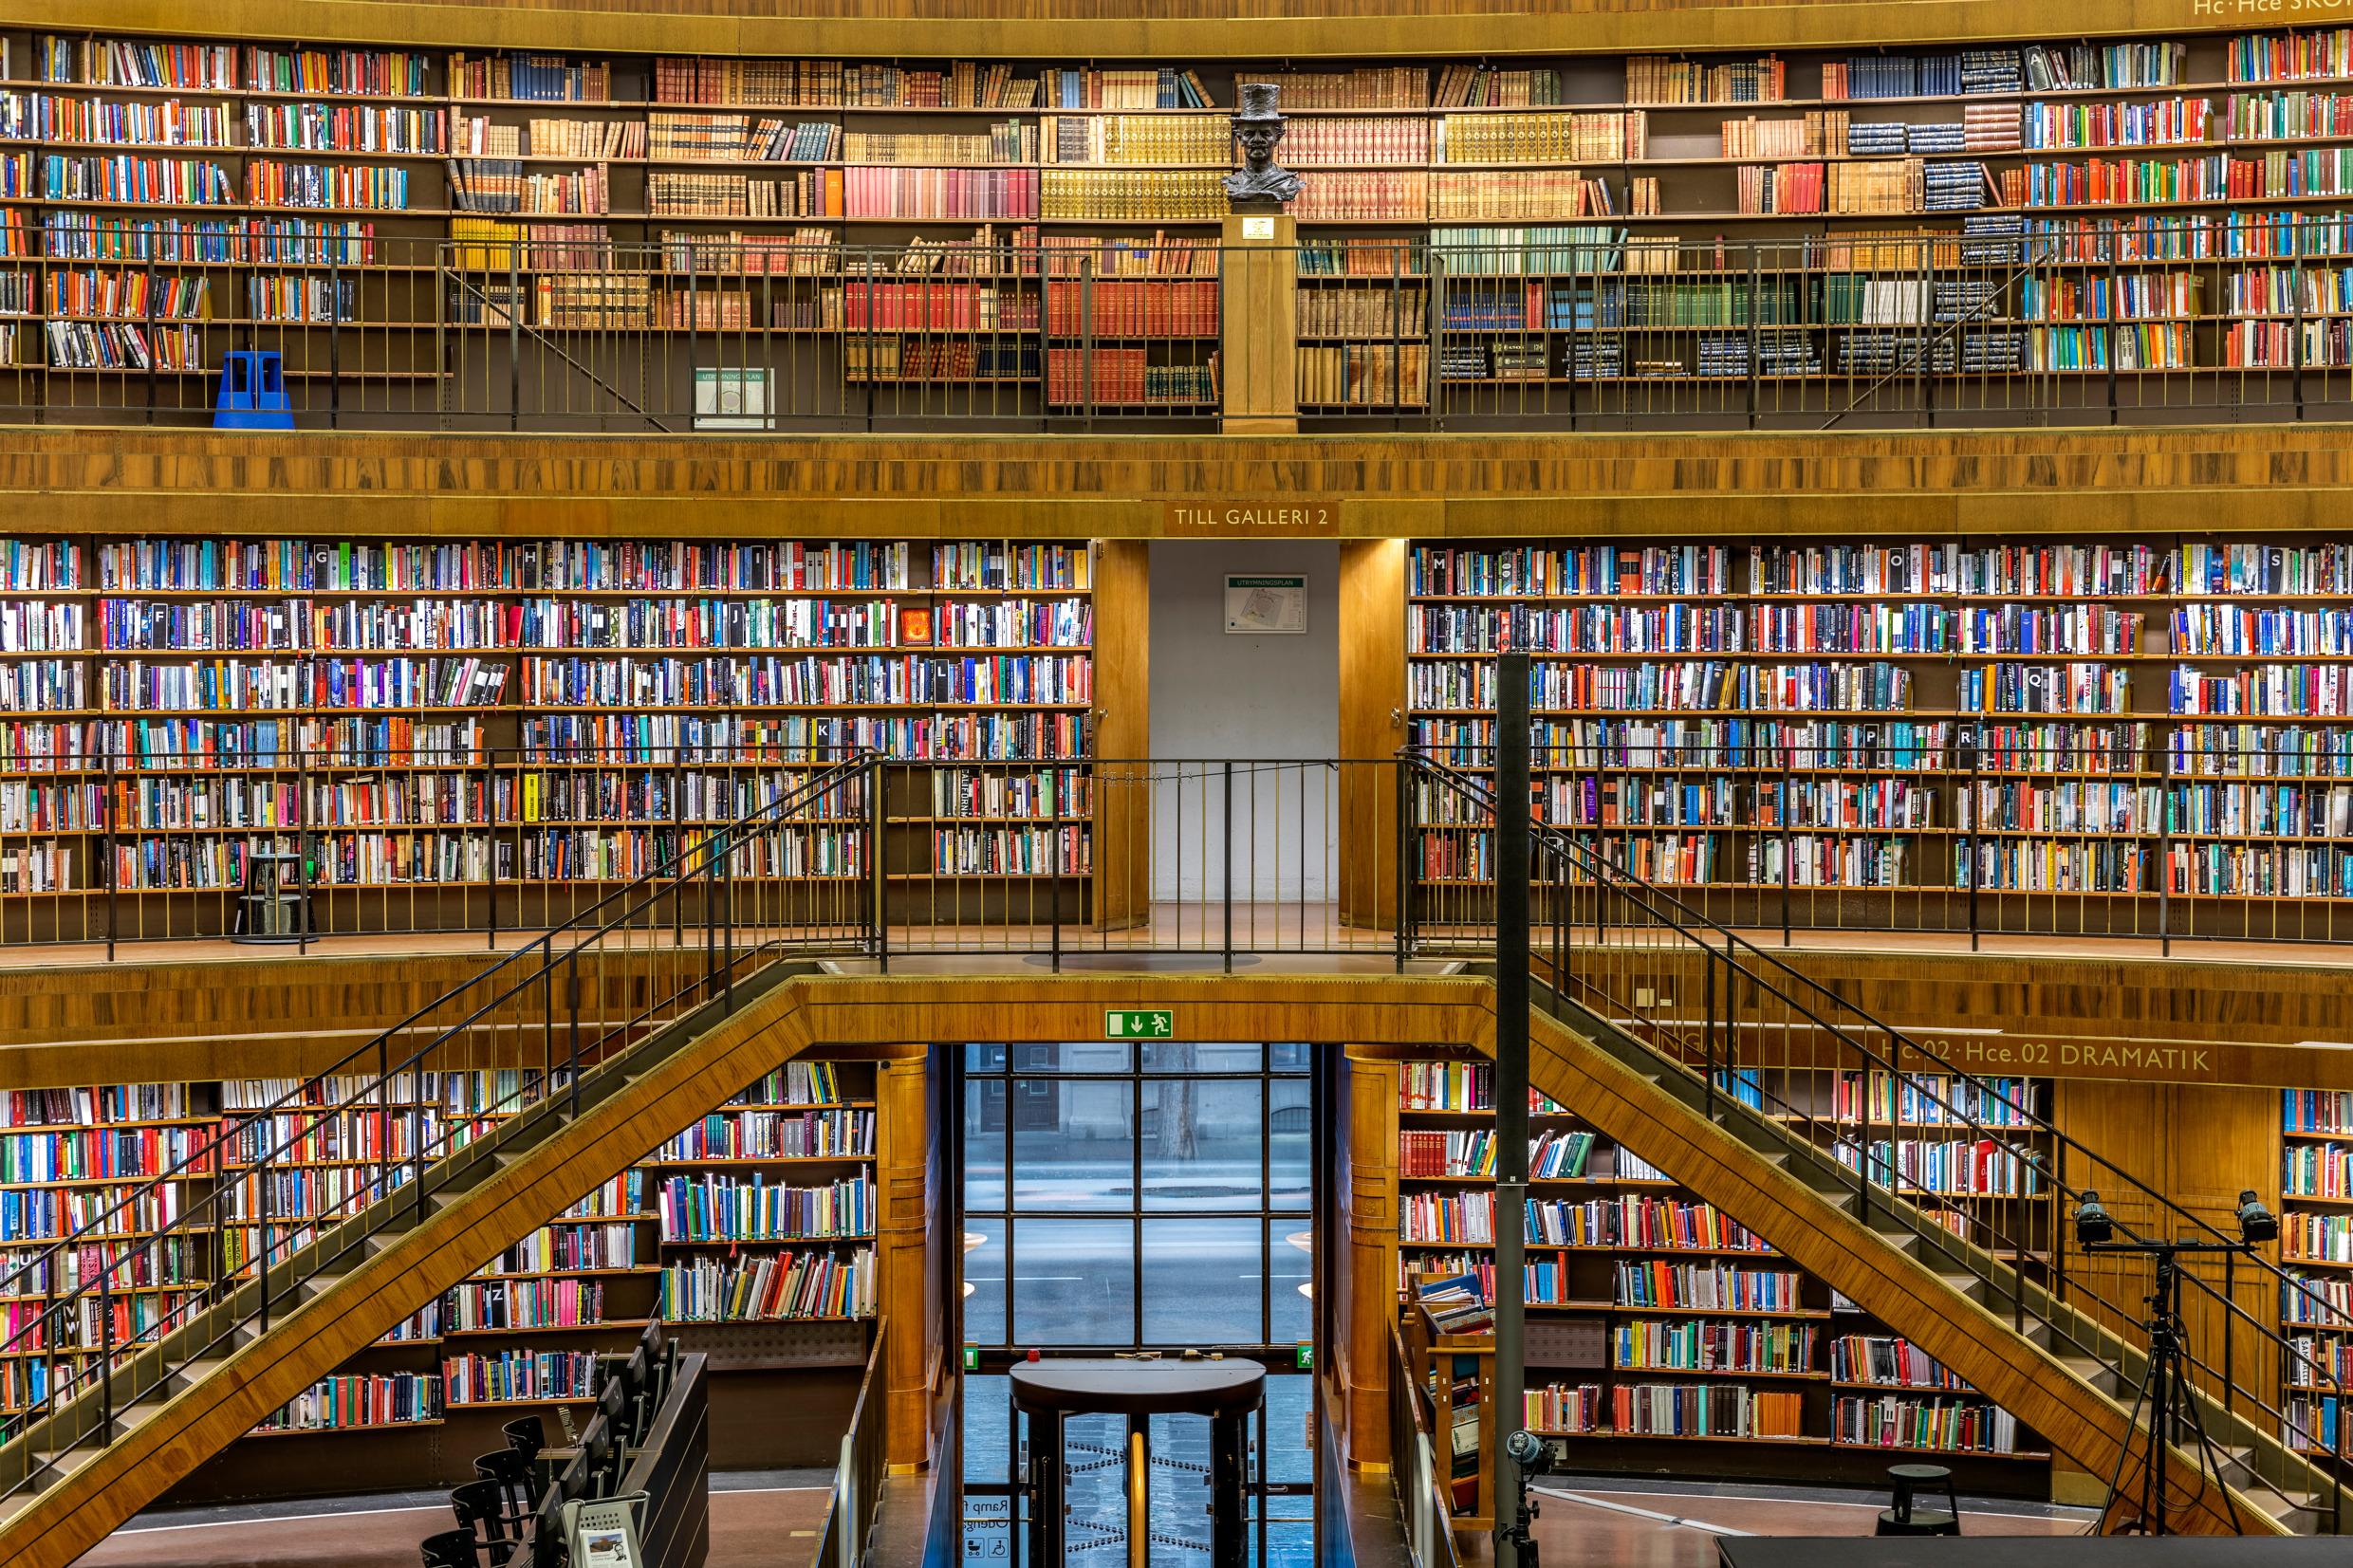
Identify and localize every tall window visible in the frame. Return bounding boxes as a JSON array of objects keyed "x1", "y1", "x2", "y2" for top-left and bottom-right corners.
[
  {"x1": 960, "y1": 1042, "x2": 1317, "y2": 1566},
  {"x1": 962, "y1": 1041, "x2": 1312, "y2": 1350}
]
